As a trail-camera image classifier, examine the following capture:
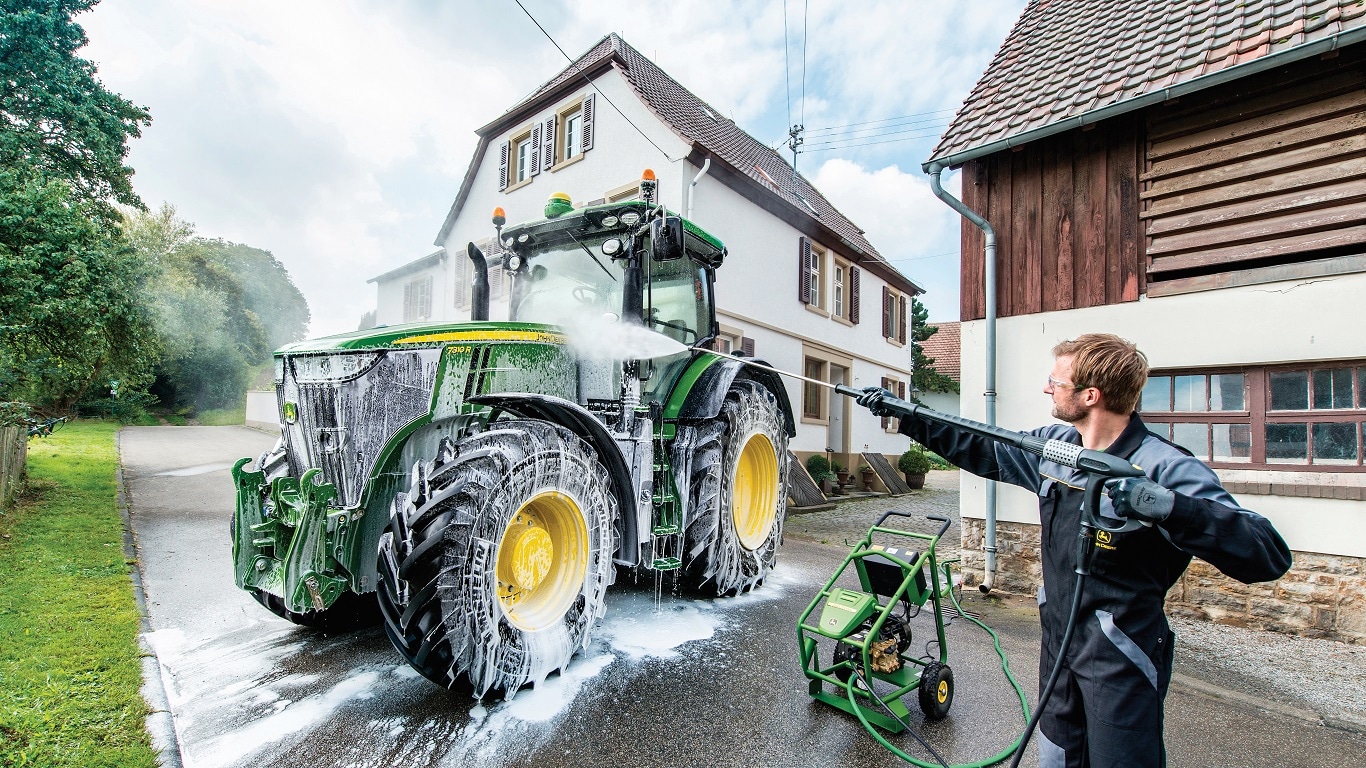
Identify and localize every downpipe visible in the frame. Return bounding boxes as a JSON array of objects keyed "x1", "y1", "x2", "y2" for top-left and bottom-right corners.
[{"x1": 927, "y1": 163, "x2": 999, "y2": 594}]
